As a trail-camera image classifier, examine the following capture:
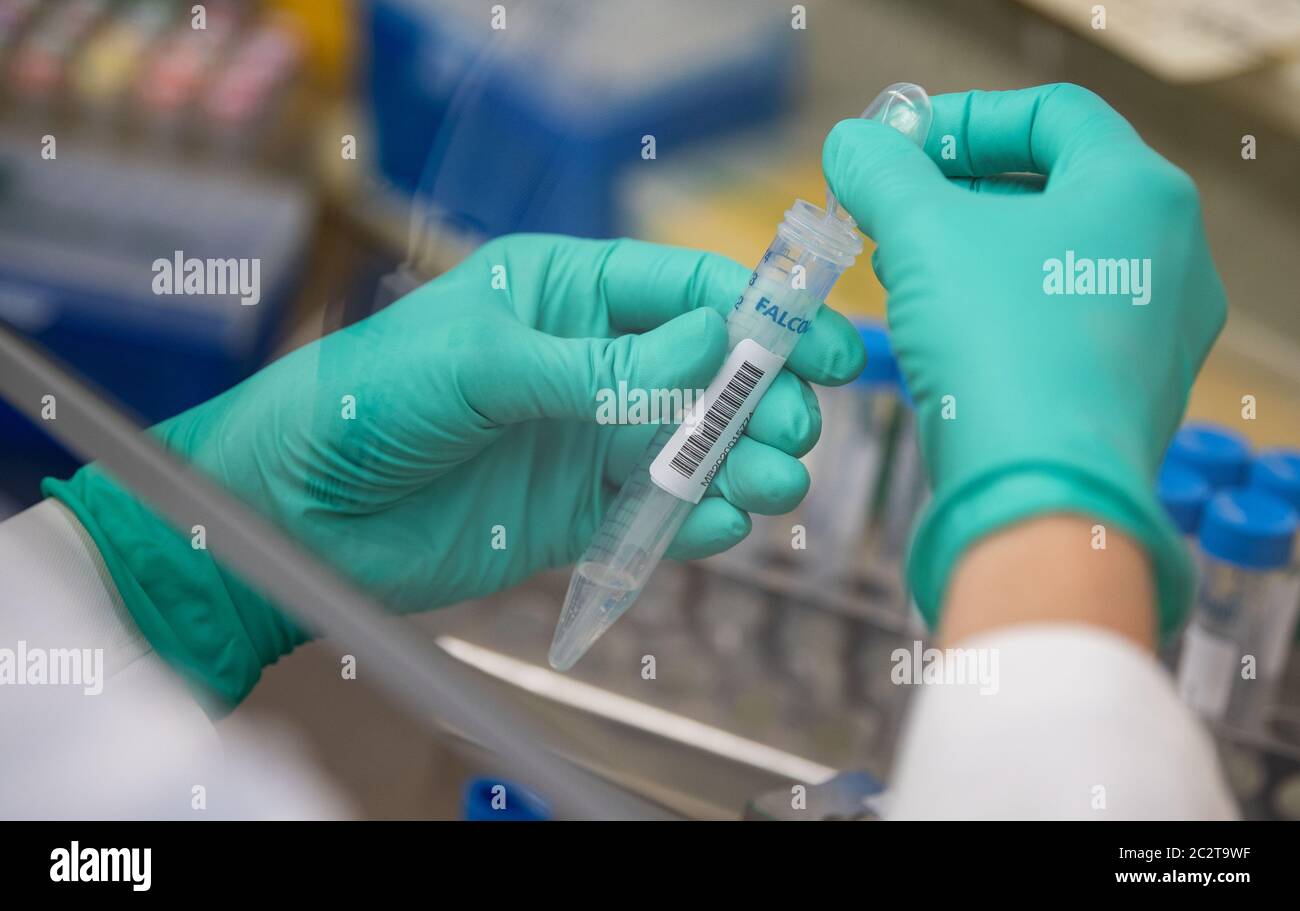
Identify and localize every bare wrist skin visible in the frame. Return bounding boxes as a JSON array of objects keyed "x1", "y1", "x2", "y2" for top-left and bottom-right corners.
[{"x1": 939, "y1": 515, "x2": 1157, "y2": 651}]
